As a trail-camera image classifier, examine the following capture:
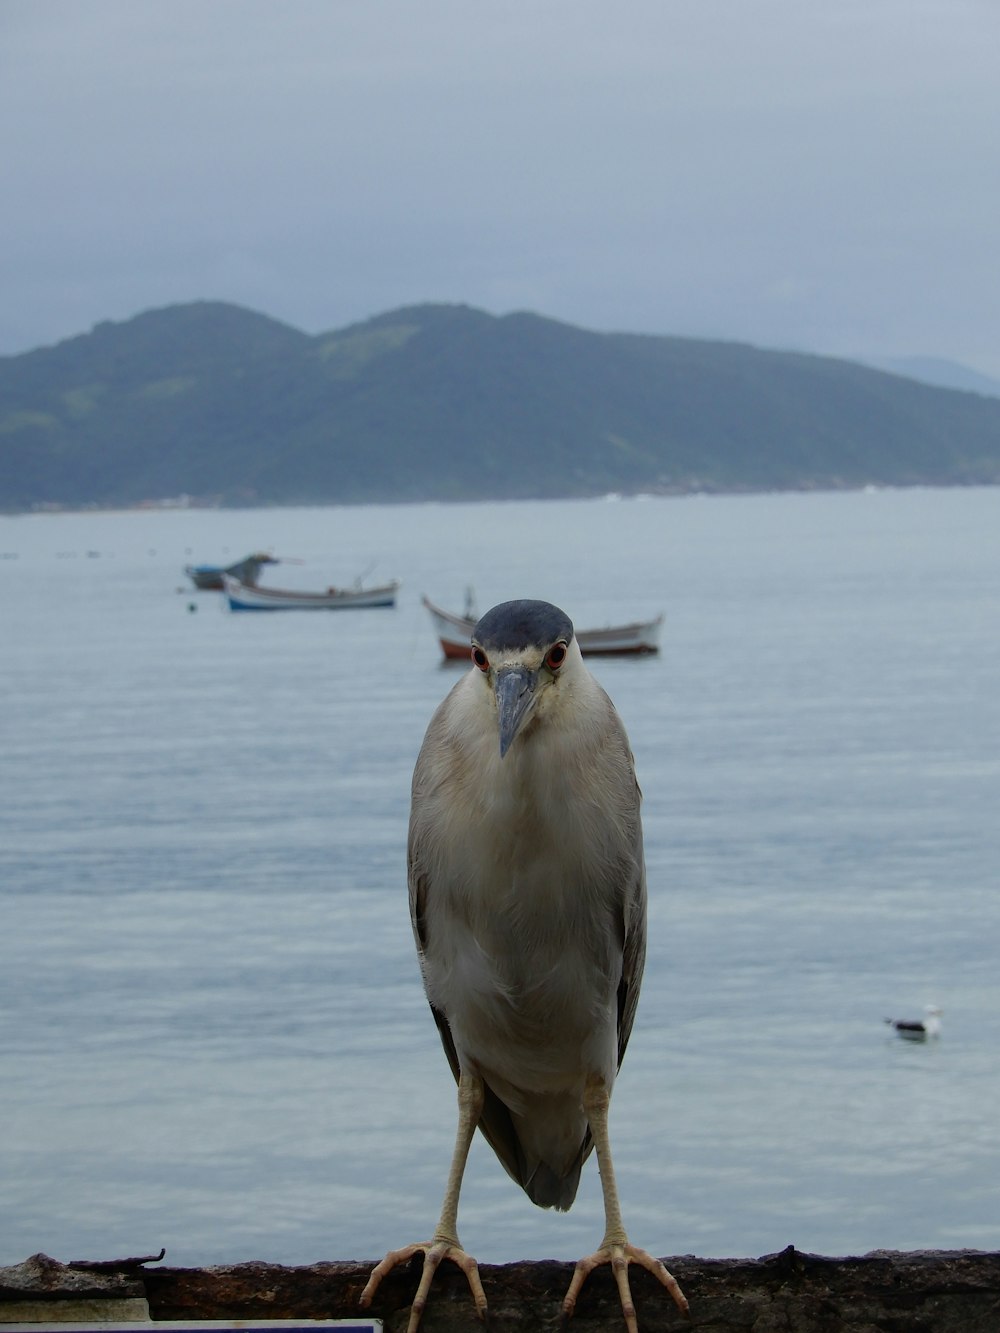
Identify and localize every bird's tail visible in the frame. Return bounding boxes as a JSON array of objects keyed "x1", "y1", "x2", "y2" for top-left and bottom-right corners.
[{"x1": 525, "y1": 1158, "x2": 584, "y2": 1211}]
